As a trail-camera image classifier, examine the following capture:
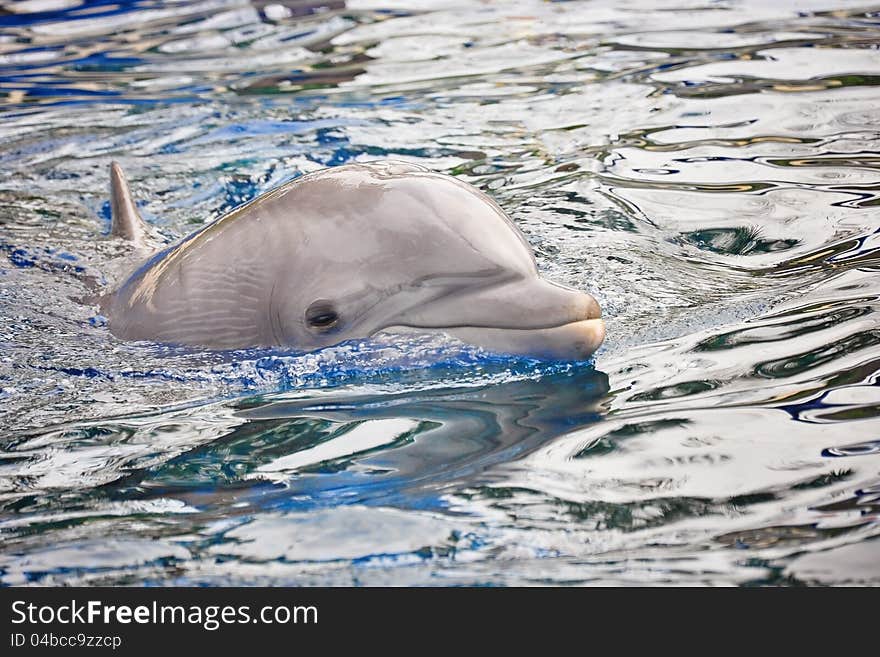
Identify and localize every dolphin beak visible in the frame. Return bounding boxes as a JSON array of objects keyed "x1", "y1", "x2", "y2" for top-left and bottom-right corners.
[
  {"x1": 434, "y1": 288, "x2": 606, "y2": 361},
  {"x1": 557, "y1": 292, "x2": 605, "y2": 359},
  {"x1": 380, "y1": 279, "x2": 606, "y2": 361},
  {"x1": 534, "y1": 315, "x2": 606, "y2": 360}
]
